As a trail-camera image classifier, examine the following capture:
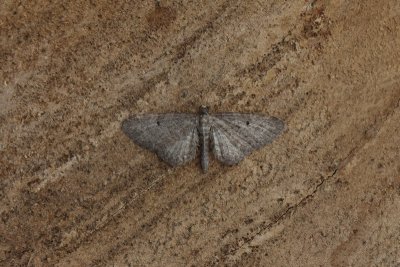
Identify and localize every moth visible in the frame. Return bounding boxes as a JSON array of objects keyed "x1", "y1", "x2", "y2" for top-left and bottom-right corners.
[{"x1": 122, "y1": 106, "x2": 284, "y2": 172}]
